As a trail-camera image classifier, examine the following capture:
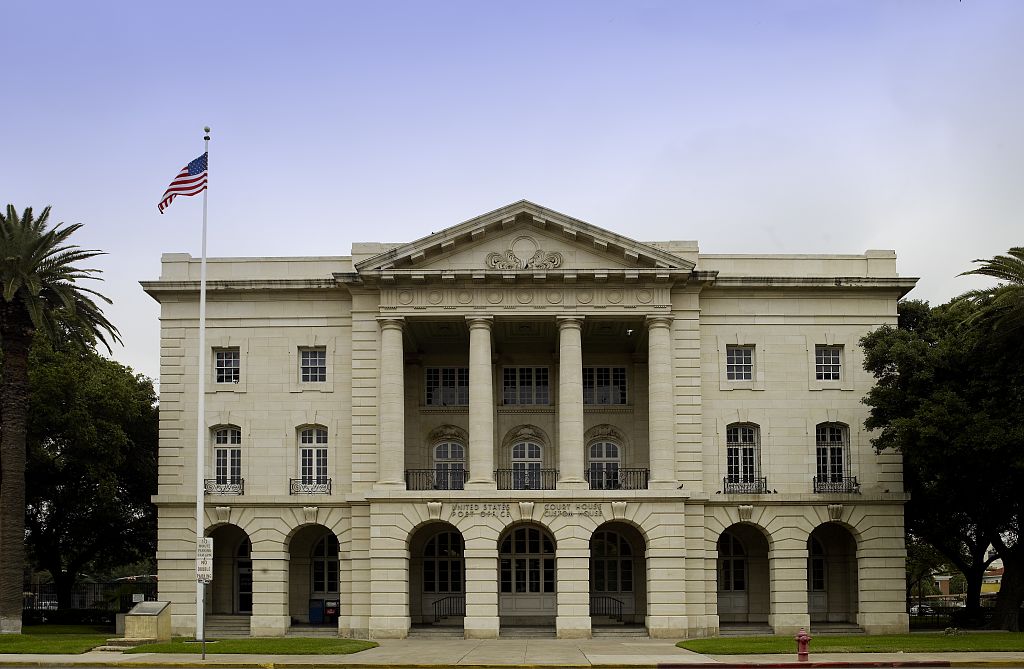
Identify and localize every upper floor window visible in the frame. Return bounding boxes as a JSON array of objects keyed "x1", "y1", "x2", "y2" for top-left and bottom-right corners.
[
  {"x1": 213, "y1": 427, "x2": 242, "y2": 485},
  {"x1": 587, "y1": 441, "x2": 621, "y2": 490},
  {"x1": 583, "y1": 366, "x2": 627, "y2": 405},
  {"x1": 299, "y1": 427, "x2": 329, "y2": 484},
  {"x1": 511, "y1": 441, "x2": 543, "y2": 489},
  {"x1": 433, "y1": 441, "x2": 465, "y2": 490},
  {"x1": 425, "y1": 367, "x2": 469, "y2": 406},
  {"x1": 725, "y1": 424, "x2": 759, "y2": 484},
  {"x1": 215, "y1": 348, "x2": 240, "y2": 384},
  {"x1": 815, "y1": 346, "x2": 842, "y2": 381},
  {"x1": 300, "y1": 347, "x2": 327, "y2": 383},
  {"x1": 503, "y1": 367, "x2": 550, "y2": 405},
  {"x1": 726, "y1": 346, "x2": 754, "y2": 381},
  {"x1": 815, "y1": 423, "x2": 848, "y2": 481}
]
